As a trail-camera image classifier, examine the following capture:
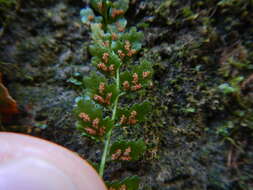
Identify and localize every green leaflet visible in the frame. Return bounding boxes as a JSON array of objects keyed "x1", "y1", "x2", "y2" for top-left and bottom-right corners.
[
  {"x1": 121, "y1": 27, "x2": 144, "y2": 48},
  {"x1": 89, "y1": 43, "x2": 108, "y2": 58},
  {"x1": 90, "y1": 0, "x2": 107, "y2": 15},
  {"x1": 74, "y1": 99, "x2": 102, "y2": 119},
  {"x1": 107, "y1": 18, "x2": 128, "y2": 33},
  {"x1": 107, "y1": 0, "x2": 129, "y2": 22},
  {"x1": 111, "y1": 0, "x2": 129, "y2": 13},
  {"x1": 116, "y1": 101, "x2": 152, "y2": 126},
  {"x1": 110, "y1": 140, "x2": 146, "y2": 161},
  {"x1": 107, "y1": 176, "x2": 140, "y2": 190},
  {"x1": 108, "y1": 52, "x2": 122, "y2": 68},
  {"x1": 132, "y1": 60, "x2": 153, "y2": 75},
  {"x1": 91, "y1": 23, "x2": 105, "y2": 41},
  {"x1": 80, "y1": 7, "x2": 103, "y2": 25},
  {"x1": 73, "y1": 99, "x2": 113, "y2": 140},
  {"x1": 110, "y1": 27, "x2": 143, "y2": 52},
  {"x1": 90, "y1": 0, "x2": 100, "y2": 11},
  {"x1": 117, "y1": 18, "x2": 127, "y2": 28},
  {"x1": 83, "y1": 73, "x2": 119, "y2": 107},
  {"x1": 110, "y1": 37, "x2": 124, "y2": 49},
  {"x1": 120, "y1": 60, "x2": 153, "y2": 92},
  {"x1": 83, "y1": 72, "x2": 107, "y2": 90},
  {"x1": 90, "y1": 50, "x2": 122, "y2": 77},
  {"x1": 94, "y1": 84, "x2": 119, "y2": 106}
]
